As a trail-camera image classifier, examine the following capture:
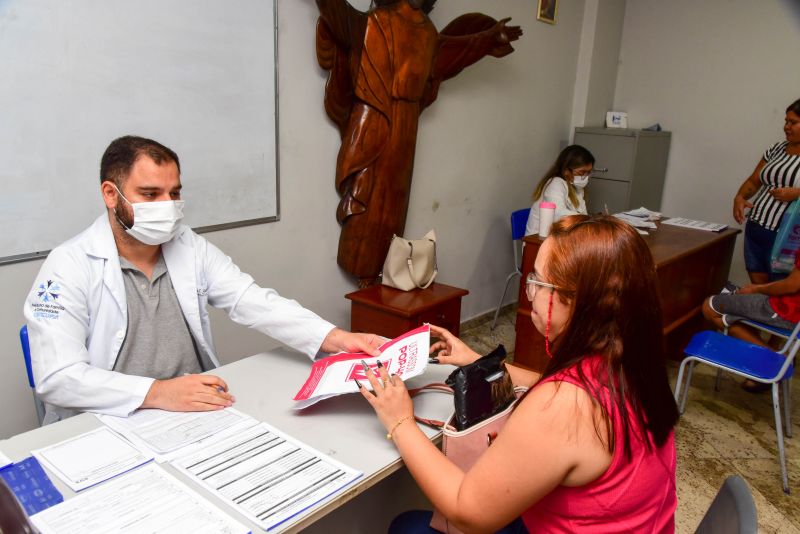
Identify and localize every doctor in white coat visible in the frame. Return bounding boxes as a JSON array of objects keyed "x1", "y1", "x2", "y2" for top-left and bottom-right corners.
[{"x1": 24, "y1": 136, "x2": 382, "y2": 424}]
